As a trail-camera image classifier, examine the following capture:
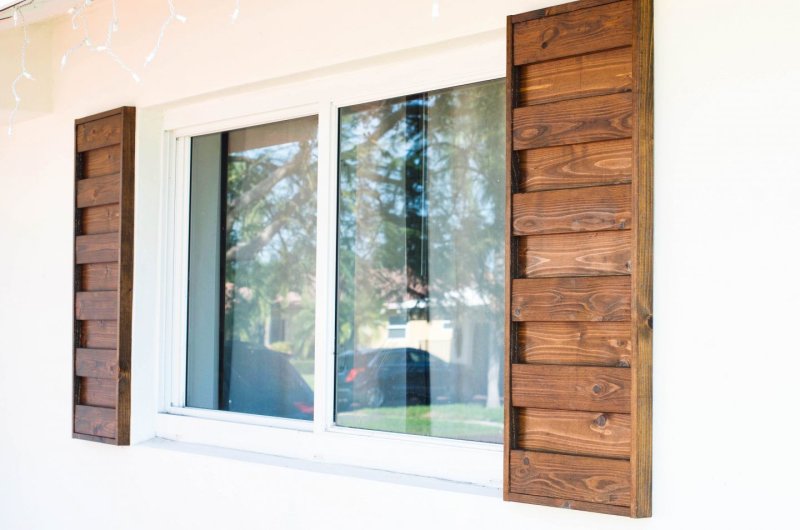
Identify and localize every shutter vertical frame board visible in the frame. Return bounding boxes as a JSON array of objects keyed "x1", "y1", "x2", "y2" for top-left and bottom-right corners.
[
  {"x1": 73, "y1": 107, "x2": 135, "y2": 445},
  {"x1": 504, "y1": 0, "x2": 652, "y2": 517}
]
